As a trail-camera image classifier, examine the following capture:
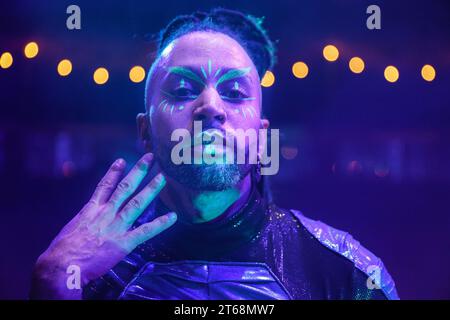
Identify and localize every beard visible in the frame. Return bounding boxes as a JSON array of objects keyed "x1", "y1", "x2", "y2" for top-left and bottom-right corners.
[{"x1": 154, "y1": 141, "x2": 253, "y2": 191}]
